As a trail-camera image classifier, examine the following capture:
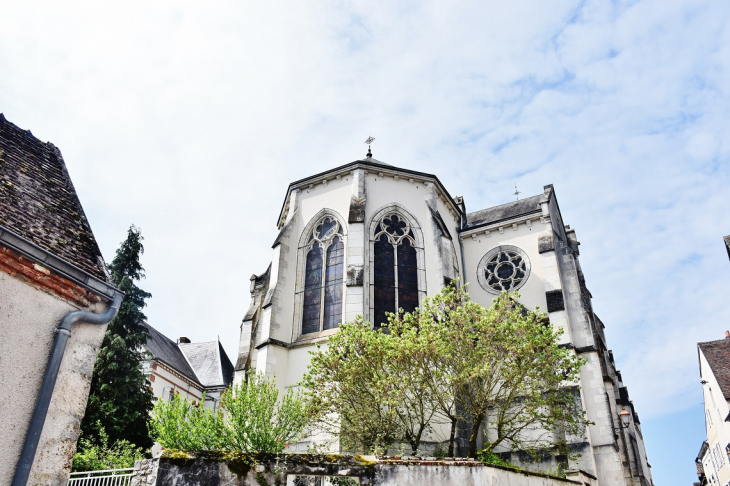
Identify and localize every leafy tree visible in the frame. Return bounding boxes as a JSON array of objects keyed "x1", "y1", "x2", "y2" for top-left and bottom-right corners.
[
  {"x1": 305, "y1": 283, "x2": 589, "y2": 460},
  {"x1": 72, "y1": 422, "x2": 144, "y2": 472},
  {"x1": 80, "y1": 226, "x2": 154, "y2": 449},
  {"x1": 419, "y1": 286, "x2": 588, "y2": 459},
  {"x1": 150, "y1": 373, "x2": 309, "y2": 454},
  {"x1": 302, "y1": 319, "x2": 404, "y2": 454}
]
